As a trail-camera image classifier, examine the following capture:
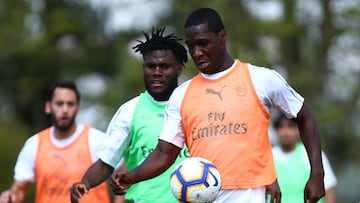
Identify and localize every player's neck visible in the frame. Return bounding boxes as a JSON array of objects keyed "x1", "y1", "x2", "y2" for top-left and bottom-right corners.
[
  {"x1": 53, "y1": 123, "x2": 77, "y2": 139},
  {"x1": 217, "y1": 57, "x2": 234, "y2": 73},
  {"x1": 281, "y1": 144, "x2": 296, "y2": 153}
]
